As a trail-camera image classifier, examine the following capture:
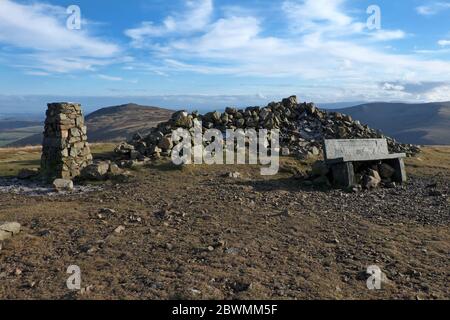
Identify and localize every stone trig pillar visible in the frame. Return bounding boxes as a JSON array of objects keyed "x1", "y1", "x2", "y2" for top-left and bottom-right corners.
[{"x1": 41, "y1": 102, "x2": 93, "y2": 181}]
